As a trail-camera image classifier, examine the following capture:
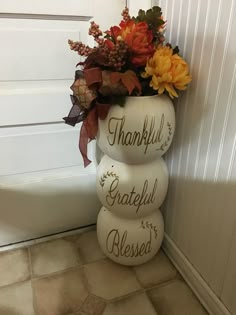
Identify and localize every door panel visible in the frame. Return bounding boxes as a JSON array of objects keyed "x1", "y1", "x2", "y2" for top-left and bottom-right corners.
[
  {"x1": 0, "y1": 81, "x2": 72, "y2": 126},
  {"x1": 0, "y1": 0, "x2": 93, "y2": 16},
  {"x1": 0, "y1": 0, "x2": 126, "y2": 245},
  {"x1": 0, "y1": 19, "x2": 86, "y2": 81}
]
